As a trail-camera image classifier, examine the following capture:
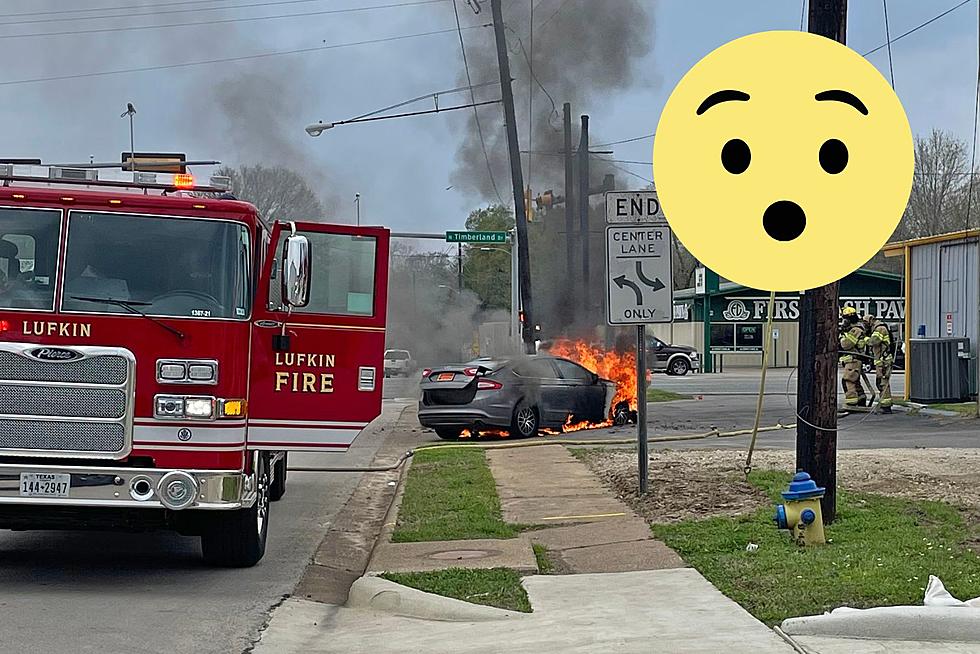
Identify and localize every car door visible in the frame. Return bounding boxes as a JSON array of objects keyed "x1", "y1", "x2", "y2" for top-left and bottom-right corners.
[
  {"x1": 247, "y1": 221, "x2": 389, "y2": 451},
  {"x1": 513, "y1": 358, "x2": 565, "y2": 425},
  {"x1": 651, "y1": 337, "x2": 669, "y2": 369},
  {"x1": 553, "y1": 358, "x2": 606, "y2": 423}
]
